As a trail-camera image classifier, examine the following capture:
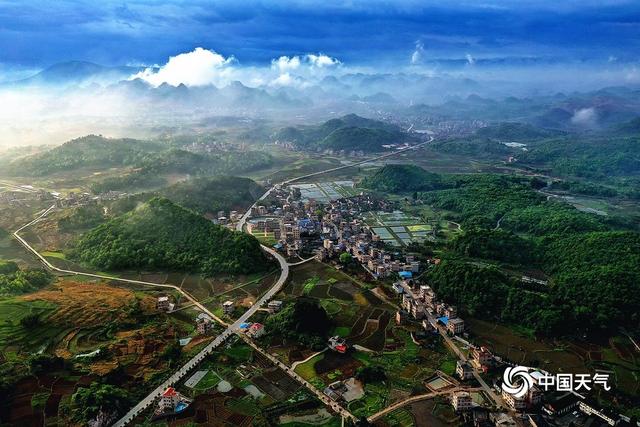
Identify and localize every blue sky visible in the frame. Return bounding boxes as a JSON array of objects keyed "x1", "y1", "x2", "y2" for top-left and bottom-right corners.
[{"x1": 0, "y1": 0, "x2": 638, "y2": 68}]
